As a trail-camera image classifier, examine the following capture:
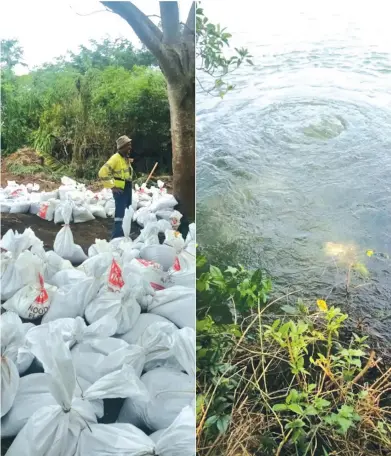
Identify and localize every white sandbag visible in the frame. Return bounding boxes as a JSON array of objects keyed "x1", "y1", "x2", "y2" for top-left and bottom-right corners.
[
  {"x1": 138, "y1": 200, "x2": 152, "y2": 209},
  {"x1": 85, "y1": 260, "x2": 141, "y2": 334},
  {"x1": 78, "y1": 252, "x2": 114, "y2": 280},
  {"x1": 143, "y1": 286, "x2": 195, "y2": 329},
  {"x1": 156, "y1": 209, "x2": 174, "y2": 221},
  {"x1": 172, "y1": 328, "x2": 196, "y2": 377},
  {"x1": 39, "y1": 190, "x2": 58, "y2": 202},
  {"x1": 37, "y1": 199, "x2": 58, "y2": 222},
  {"x1": 85, "y1": 288, "x2": 141, "y2": 335},
  {"x1": 166, "y1": 250, "x2": 196, "y2": 289},
  {"x1": 87, "y1": 239, "x2": 113, "y2": 257},
  {"x1": 44, "y1": 251, "x2": 74, "y2": 283},
  {"x1": 0, "y1": 203, "x2": 11, "y2": 213},
  {"x1": 105, "y1": 199, "x2": 115, "y2": 217},
  {"x1": 185, "y1": 241, "x2": 196, "y2": 256},
  {"x1": 9, "y1": 201, "x2": 30, "y2": 214},
  {"x1": 1, "y1": 312, "x2": 34, "y2": 417},
  {"x1": 1, "y1": 229, "x2": 40, "y2": 300},
  {"x1": 73, "y1": 203, "x2": 95, "y2": 223},
  {"x1": 54, "y1": 202, "x2": 88, "y2": 263},
  {"x1": 126, "y1": 258, "x2": 166, "y2": 291},
  {"x1": 0, "y1": 227, "x2": 36, "y2": 254},
  {"x1": 132, "y1": 191, "x2": 138, "y2": 211},
  {"x1": 123, "y1": 207, "x2": 134, "y2": 238},
  {"x1": 149, "y1": 194, "x2": 178, "y2": 212},
  {"x1": 1, "y1": 374, "x2": 100, "y2": 438},
  {"x1": 76, "y1": 405, "x2": 195, "y2": 456},
  {"x1": 137, "y1": 322, "x2": 182, "y2": 373},
  {"x1": 42, "y1": 275, "x2": 100, "y2": 323},
  {"x1": 58, "y1": 185, "x2": 75, "y2": 202},
  {"x1": 136, "y1": 222, "x2": 160, "y2": 246},
  {"x1": 26, "y1": 183, "x2": 40, "y2": 193},
  {"x1": 29, "y1": 201, "x2": 41, "y2": 215},
  {"x1": 3, "y1": 273, "x2": 57, "y2": 320},
  {"x1": 137, "y1": 212, "x2": 157, "y2": 228},
  {"x1": 157, "y1": 180, "x2": 167, "y2": 195},
  {"x1": 50, "y1": 268, "x2": 87, "y2": 288},
  {"x1": 75, "y1": 423, "x2": 155, "y2": 456},
  {"x1": 118, "y1": 367, "x2": 194, "y2": 431},
  {"x1": 89, "y1": 204, "x2": 107, "y2": 219},
  {"x1": 133, "y1": 206, "x2": 150, "y2": 222},
  {"x1": 155, "y1": 405, "x2": 195, "y2": 456},
  {"x1": 140, "y1": 244, "x2": 176, "y2": 271},
  {"x1": 121, "y1": 244, "x2": 141, "y2": 265},
  {"x1": 1, "y1": 312, "x2": 34, "y2": 375},
  {"x1": 71, "y1": 341, "x2": 145, "y2": 384},
  {"x1": 185, "y1": 223, "x2": 195, "y2": 246},
  {"x1": 122, "y1": 272, "x2": 155, "y2": 311},
  {"x1": 30, "y1": 241, "x2": 74, "y2": 285},
  {"x1": 21, "y1": 316, "x2": 117, "y2": 357},
  {"x1": 170, "y1": 210, "x2": 183, "y2": 230},
  {"x1": 164, "y1": 230, "x2": 185, "y2": 253},
  {"x1": 6, "y1": 331, "x2": 148, "y2": 456},
  {"x1": 119, "y1": 314, "x2": 176, "y2": 345},
  {"x1": 157, "y1": 218, "x2": 172, "y2": 233},
  {"x1": 61, "y1": 176, "x2": 78, "y2": 187}
]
